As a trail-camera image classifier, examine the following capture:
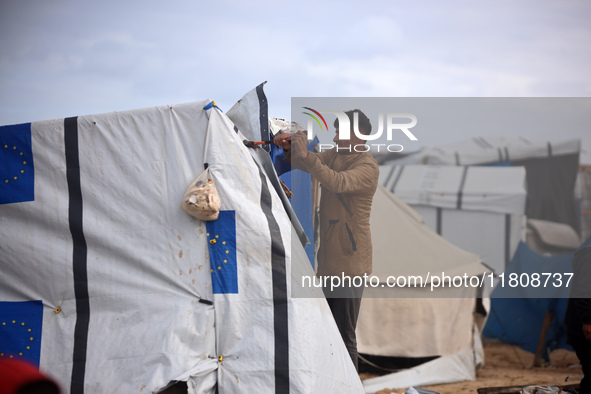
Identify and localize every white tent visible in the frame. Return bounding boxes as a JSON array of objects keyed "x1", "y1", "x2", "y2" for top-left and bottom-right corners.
[
  {"x1": 358, "y1": 185, "x2": 490, "y2": 392},
  {"x1": 417, "y1": 136, "x2": 580, "y2": 166},
  {"x1": 388, "y1": 136, "x2": 581, "y2": 235},
  {"x1": 0, "y1": 90, "x2": 364, "y2": 393},
  {"x1": 379, "y1": 164, "x2": 527, "y2": 275}
]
